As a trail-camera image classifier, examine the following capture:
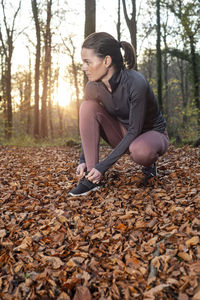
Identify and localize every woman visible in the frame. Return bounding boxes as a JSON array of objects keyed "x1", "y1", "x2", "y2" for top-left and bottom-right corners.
[{"x1": 69, "y1": 32, "x2": 169, "y2": 196}]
